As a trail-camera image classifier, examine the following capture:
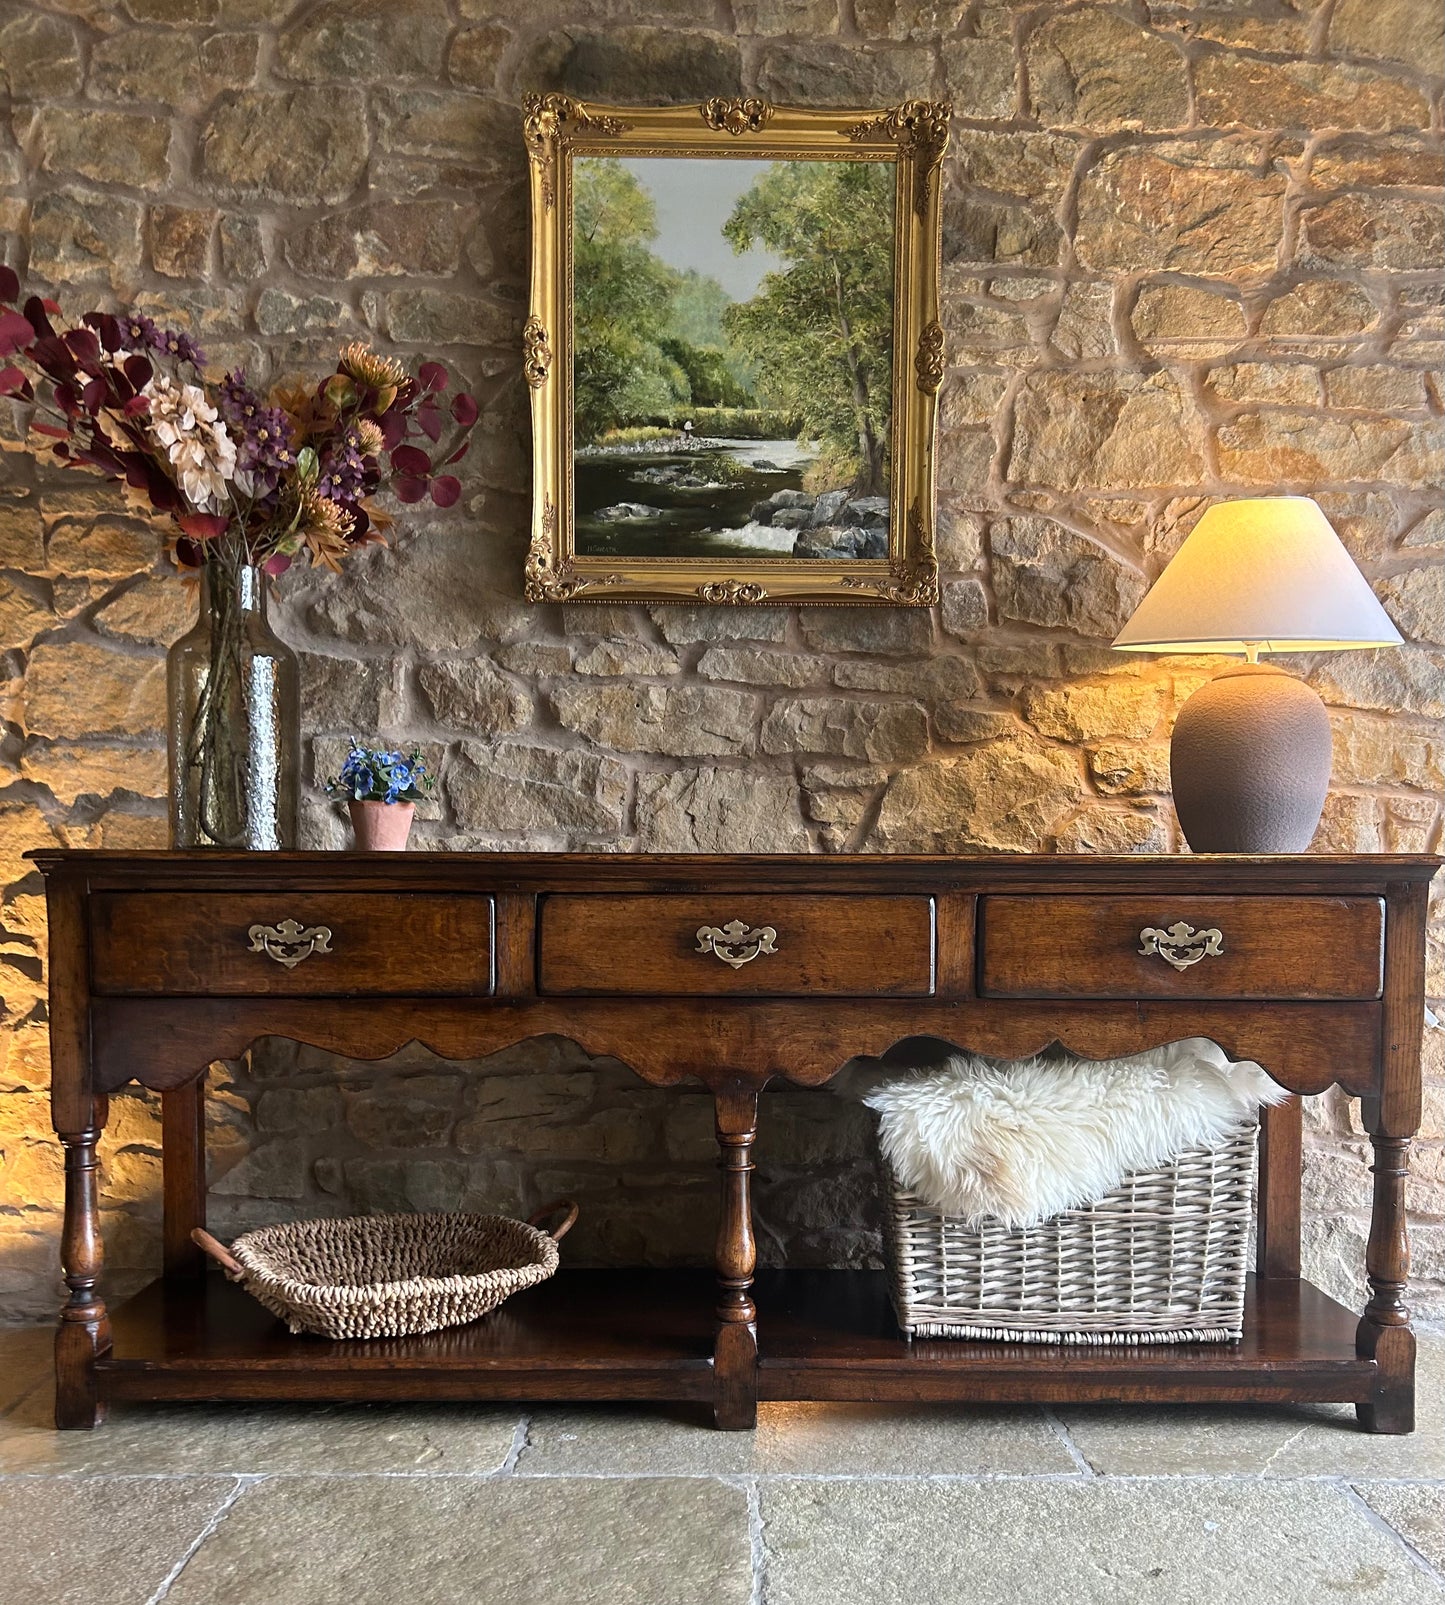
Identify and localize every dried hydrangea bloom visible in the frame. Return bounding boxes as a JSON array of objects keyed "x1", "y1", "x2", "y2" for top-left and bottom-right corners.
[{"x1": 141, "y1": 374, "x2": 237, "y2": 513}]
